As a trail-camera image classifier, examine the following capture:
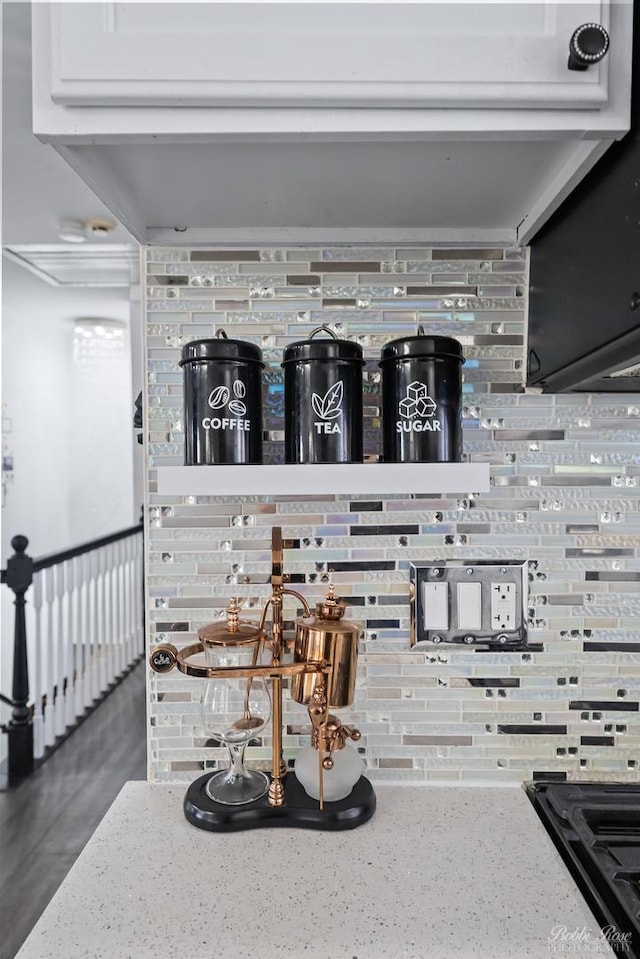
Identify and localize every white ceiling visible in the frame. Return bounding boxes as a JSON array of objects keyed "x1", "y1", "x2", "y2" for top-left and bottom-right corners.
[{"x1": 1, "y1": 1, "x2": 133, "y2": 248}]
